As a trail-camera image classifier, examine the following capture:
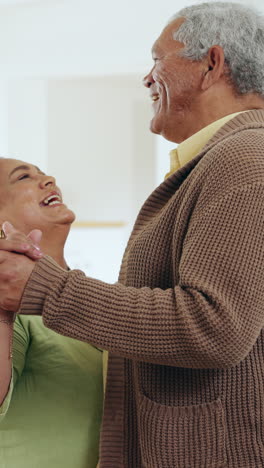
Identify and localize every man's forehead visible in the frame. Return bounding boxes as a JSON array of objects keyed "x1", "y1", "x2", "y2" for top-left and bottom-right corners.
[
  {"x1": 151, "y1": 17, "x2": 186, "y2": 55},
  {"x1": 151, "y1": 41, "x2": 162, "y2": 56}
]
